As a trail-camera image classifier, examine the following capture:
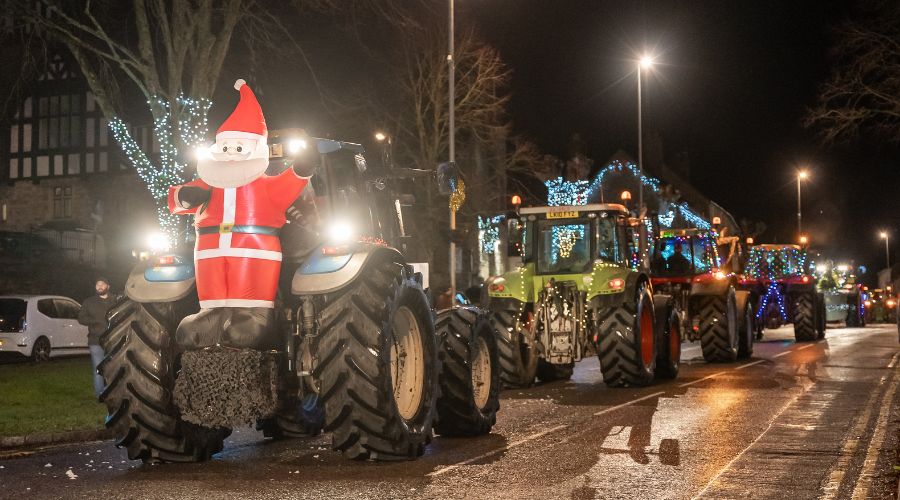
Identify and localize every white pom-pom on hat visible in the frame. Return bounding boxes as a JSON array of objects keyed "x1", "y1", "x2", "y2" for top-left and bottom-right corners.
[{"x1": 234, "y1": 79, "x2": 246, "y2": 90}]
